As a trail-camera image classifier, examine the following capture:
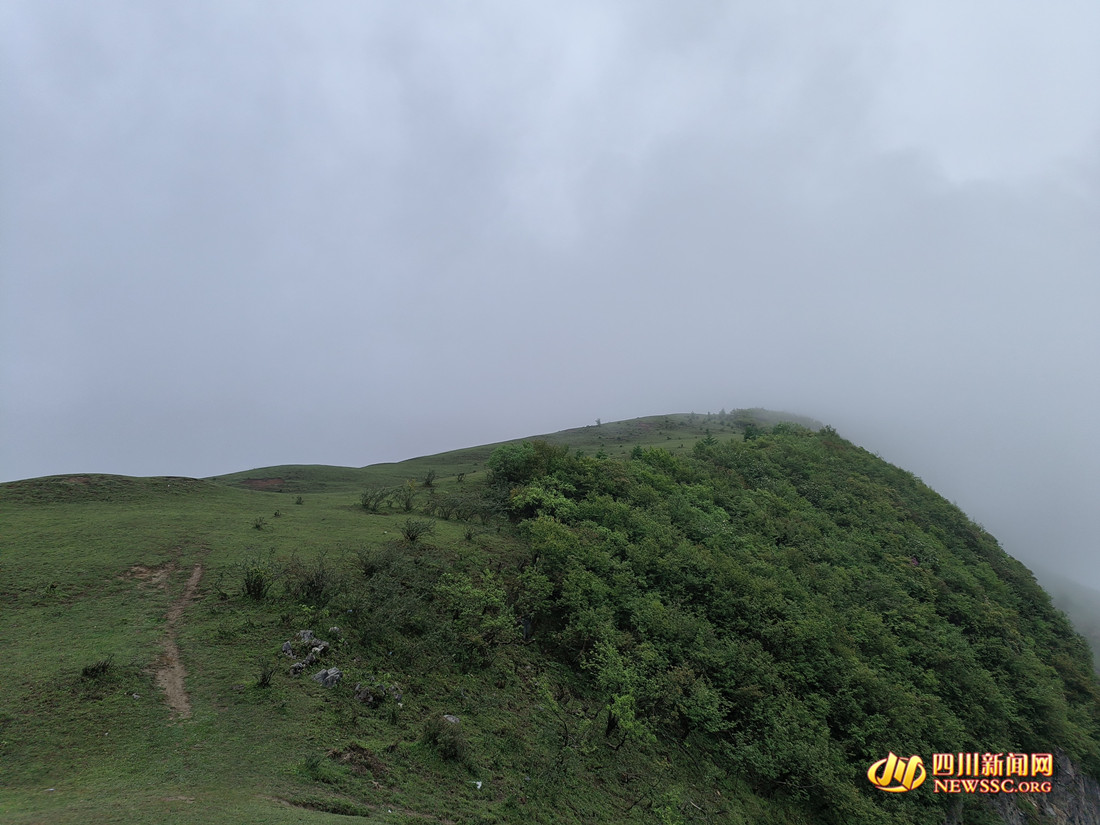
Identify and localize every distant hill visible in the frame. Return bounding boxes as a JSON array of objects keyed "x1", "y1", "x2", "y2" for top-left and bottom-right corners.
[
  {"x1": 1029, "y1": 567, "x2": 1100, "y2": 676},
  {"x1": 207, "y1": 409, "x2": 823, "y2": 494},
  {"x1": 1, "y1": 410, "x2": 1097, "y2": 824}
]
